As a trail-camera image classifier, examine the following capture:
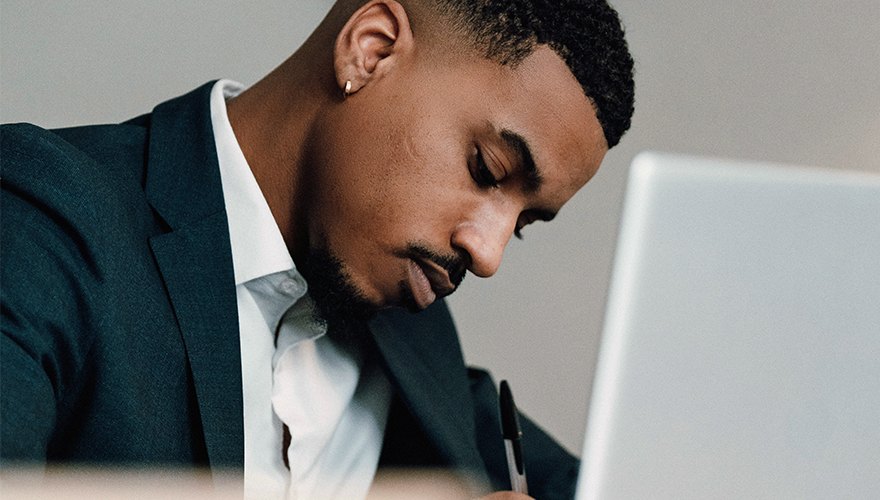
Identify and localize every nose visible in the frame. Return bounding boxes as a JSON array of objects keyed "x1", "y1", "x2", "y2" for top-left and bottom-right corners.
[{"x1": 450, "y1": 206, "x2": 517, "y2": 278}]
